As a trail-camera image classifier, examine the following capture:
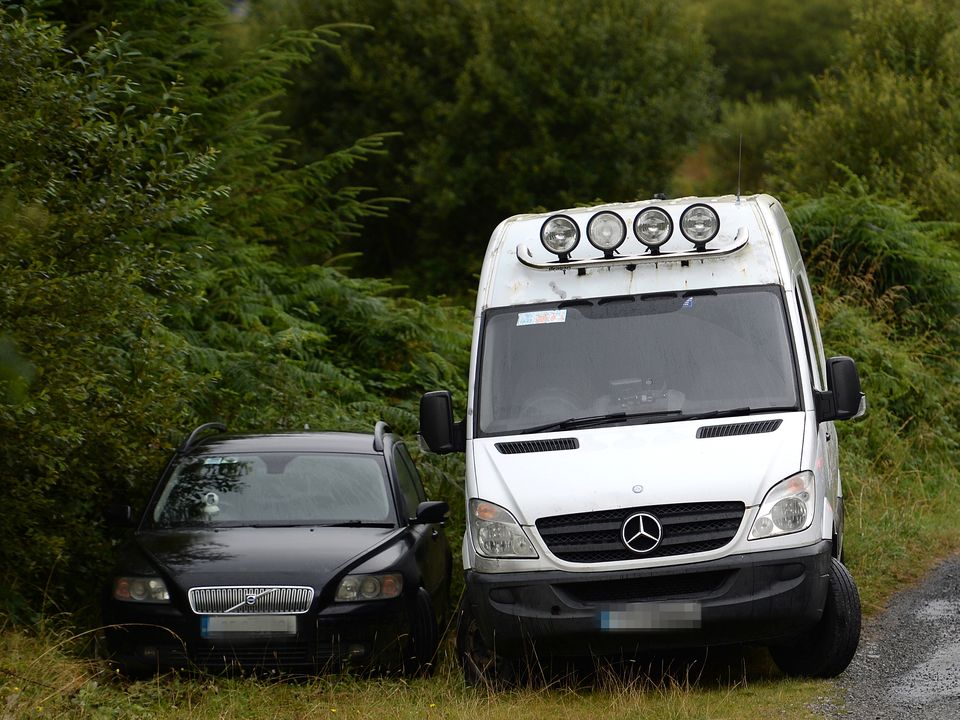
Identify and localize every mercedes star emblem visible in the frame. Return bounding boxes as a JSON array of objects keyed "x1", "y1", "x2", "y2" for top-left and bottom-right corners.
[{"x1": 621, "y1": 511, "x2": 663, "y2": 554}]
